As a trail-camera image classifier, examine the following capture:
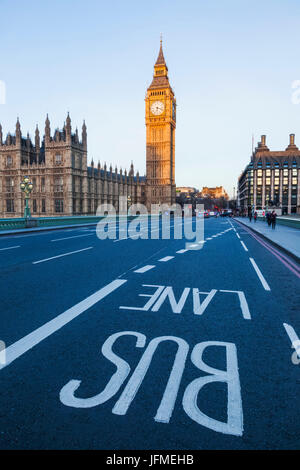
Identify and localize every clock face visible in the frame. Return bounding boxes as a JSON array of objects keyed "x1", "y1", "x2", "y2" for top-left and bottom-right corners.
[{"x1": 151, "y1": 100, "x2": 164, "y2": 115}]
